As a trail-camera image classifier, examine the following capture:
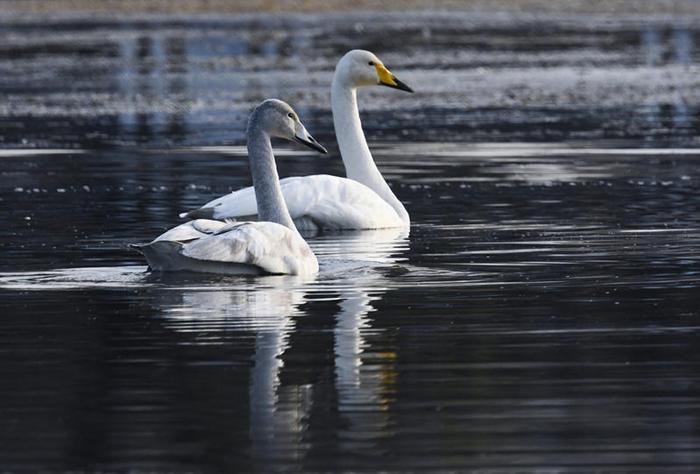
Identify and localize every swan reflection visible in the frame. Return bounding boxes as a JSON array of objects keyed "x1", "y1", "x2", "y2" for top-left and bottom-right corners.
[
  {"x1": 320, "y1": 229, "x2": 408, "y2": 448},
  {"x1": 155, "y1": 228, "x2": 408, "y2": 460}
]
